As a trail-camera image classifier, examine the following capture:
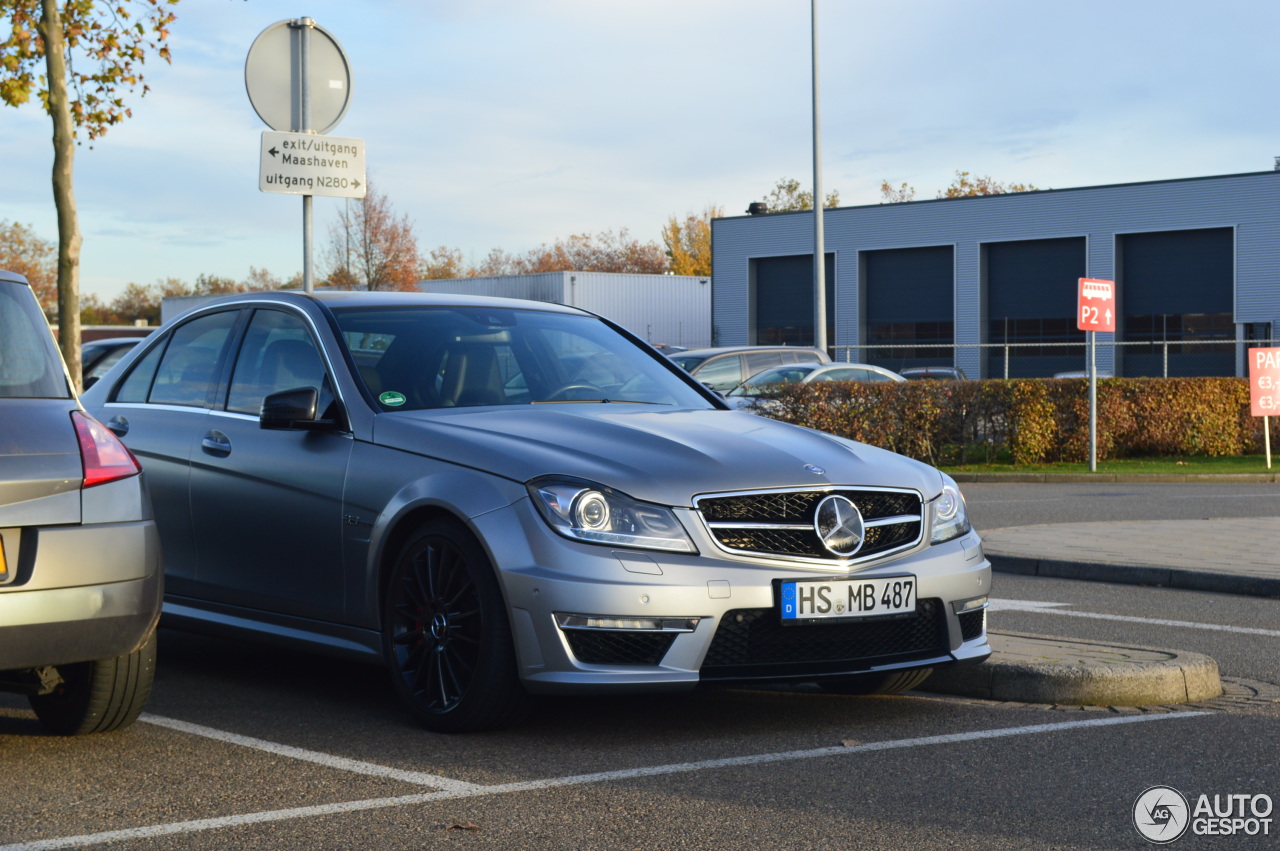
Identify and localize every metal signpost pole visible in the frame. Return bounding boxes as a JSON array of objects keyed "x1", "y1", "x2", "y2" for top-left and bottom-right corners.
[
  {"x1": 294, "y1": 18, "x2": 314, "y2": 294},
  {"x1": 1088, "y1": 329, "x2": 1097, "y2": 472},
  {"x1": 811, "y1": 0, "x2": 827, "y2": 355}
]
